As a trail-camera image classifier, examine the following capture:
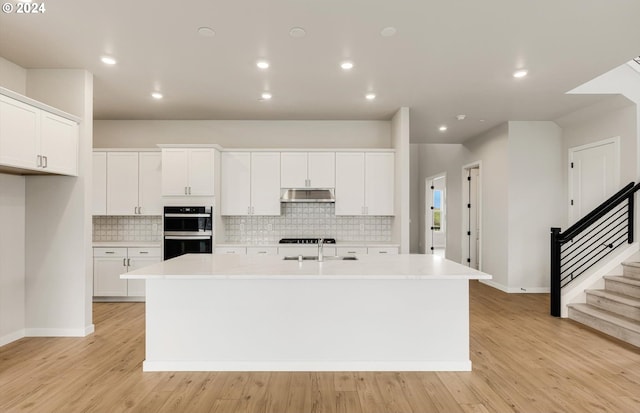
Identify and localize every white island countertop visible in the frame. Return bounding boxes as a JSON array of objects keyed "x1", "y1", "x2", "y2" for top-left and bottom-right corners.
[{"x1": 122, "y1": 253, "x2": 491, "y2": 280}]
